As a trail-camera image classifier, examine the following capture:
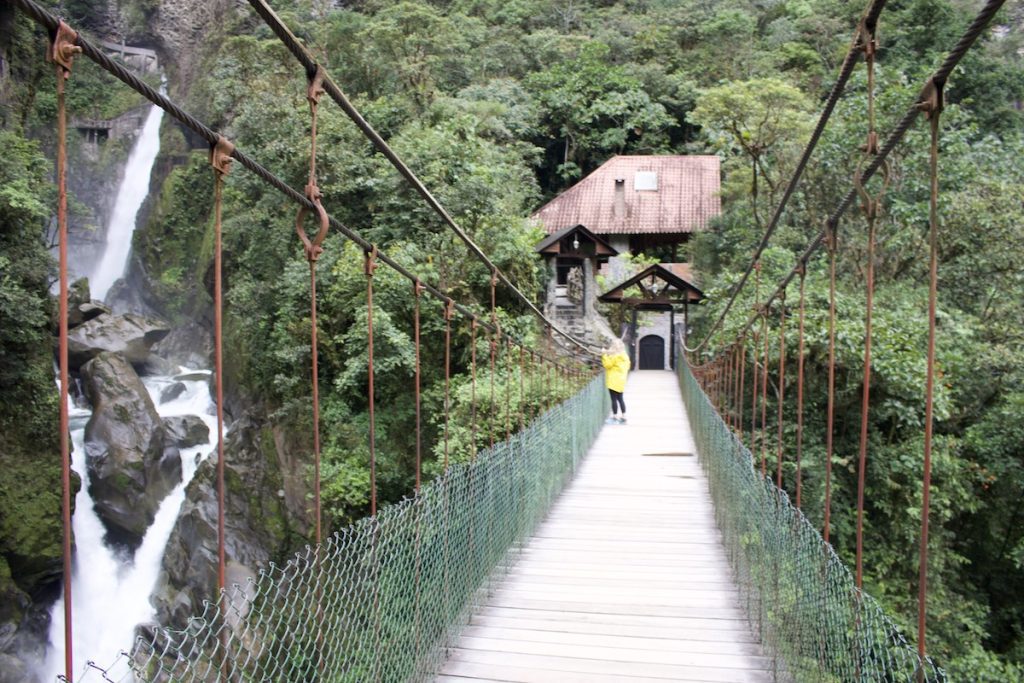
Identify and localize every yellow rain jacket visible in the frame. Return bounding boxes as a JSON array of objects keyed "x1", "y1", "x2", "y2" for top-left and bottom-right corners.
[{"x1": 601, "y1": 351, "x2": 631, "y2": 393}]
